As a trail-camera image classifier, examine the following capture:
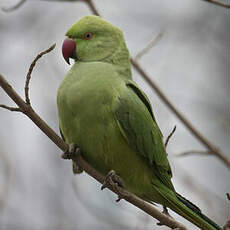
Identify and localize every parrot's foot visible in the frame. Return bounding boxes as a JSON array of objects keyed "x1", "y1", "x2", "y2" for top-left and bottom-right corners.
[
  {"x1": 162, "y1": 206, "x2": 172, "y2": 217},
  {"x1": 62, "y1": 143, "x2": 83, "y2": 174},
  {"x1": 157, "y1": 206, "x2": 173, "y2": 226},
  {"x1": 101, "y1": 170, "x2": 127, "y2": 202}
]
